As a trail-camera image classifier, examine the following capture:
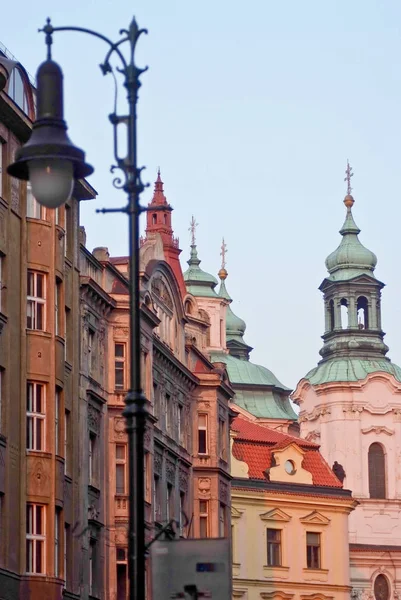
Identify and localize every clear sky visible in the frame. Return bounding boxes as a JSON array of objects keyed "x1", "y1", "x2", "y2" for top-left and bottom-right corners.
[{"x1": 3, "y1": 0, "x2": 401, "y2": 389}]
